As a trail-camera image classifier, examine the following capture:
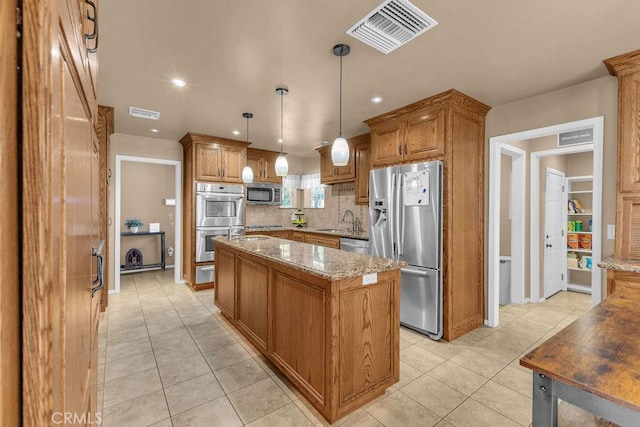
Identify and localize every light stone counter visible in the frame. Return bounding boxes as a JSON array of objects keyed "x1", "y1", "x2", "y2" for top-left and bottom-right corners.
[
  {"x1": 215, "y1": 235, "x2": 402, "y2": 281},
  {"x1": 599, "y1": 257, "x2": 640, "y2": 274},
  {"x1": 246, "y1": 225, "x2": 369, "y2": 240}
]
